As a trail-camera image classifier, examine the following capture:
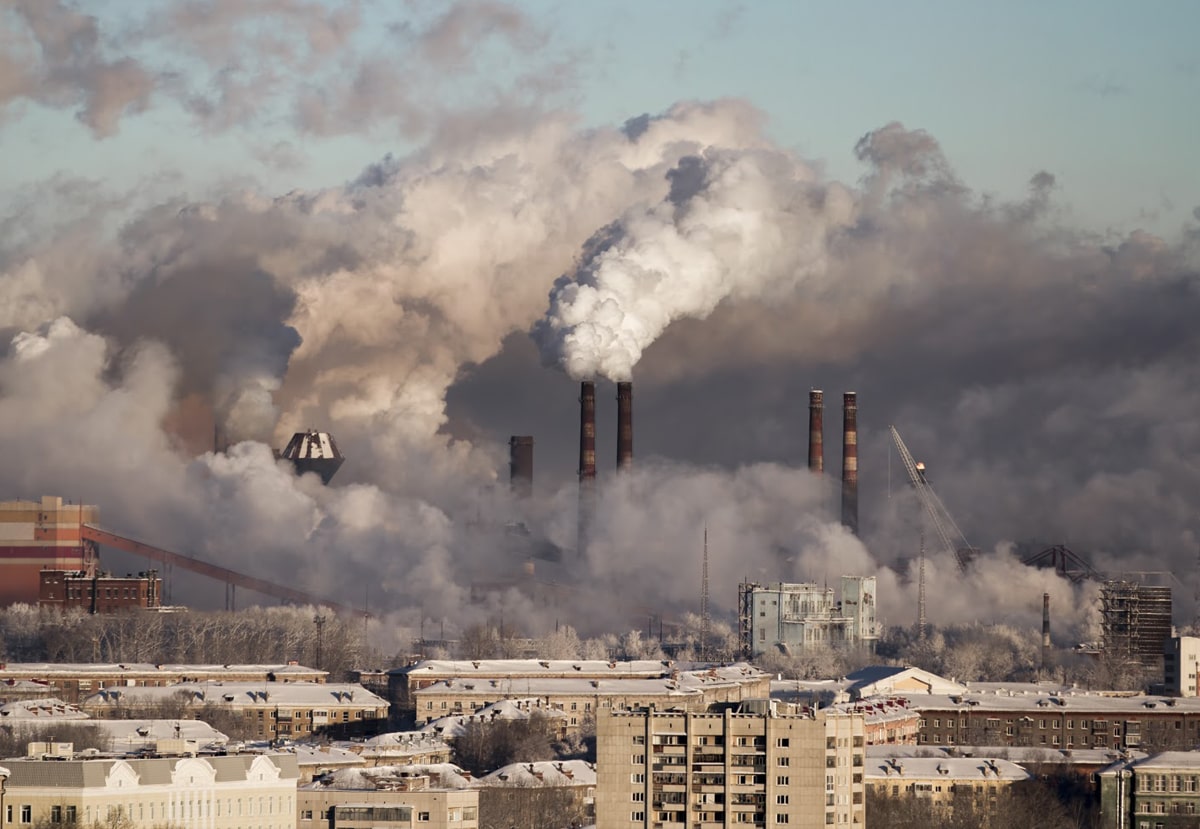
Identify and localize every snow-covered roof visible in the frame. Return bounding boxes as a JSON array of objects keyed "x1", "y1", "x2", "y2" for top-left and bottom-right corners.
[
  {"x1": 306, "y1": 763, "x2": 475, "y2": 791},
  {"x1": 288, "y1": 744, "x2": 366, "y2": 769},
  {"x1": 0, "y1": 698, "x2": 88, "y2": 720},
  {"x1": 81, "y1": 682, "x2": 385, "y2": 709},
  {"x1": 417, "y1": 664, "x2": 765, "y2": 699},
  {"x1": 479, "y1": 760, "x2": 596, "y2": 787},
  {"x1": 866, "y1": 744, "x2": 1141, "y2": 767},
  {"x1": 1128, "y1": 751, "x2": 1200, "y2": 770},
  {"x1": 0, "y1": 663, "x2": 324, "y2": 677},
  {"x1": 422, "y1": 699, "x2": 569, "y2": 738},
  {"x1": 843, "y1": 666, "x2": 966, "y2": 698},
  {"x1": 826, "y1": 697, "x2": 918, "y2": 724},
  {"x1": 394, "y1": 659, "x2": 703, "y2": 678},
  {"x1": 877, "y1": 690, "x2": 1200, "y2": 714},
  {"x1": 88, "y1": 719, "x2": 227, "y2": 749},
  {"x1": 866, "y1": 755, "x2": 1030, "y2": 782}
]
